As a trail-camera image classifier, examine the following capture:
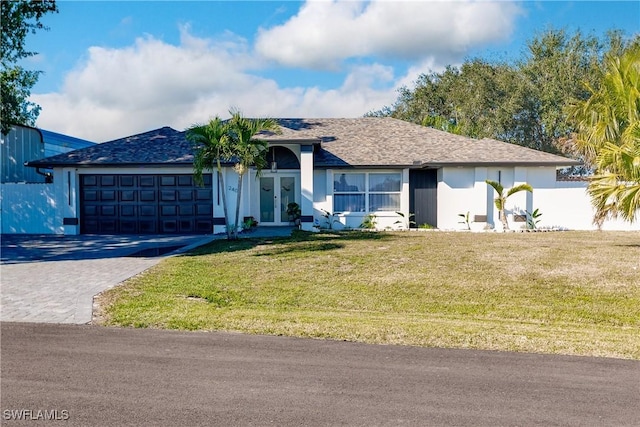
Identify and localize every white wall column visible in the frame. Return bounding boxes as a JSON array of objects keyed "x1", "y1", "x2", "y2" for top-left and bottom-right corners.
[
  {"x1": 212, "y1": 170, "x2": 226, "y2": 234},
  {"x1": 299, "y1": 145, "x2": 314, "y2": 231},
  {"x1": 511, "y1": 166, "x2": 530, "y2": 227},
  {"x1": 473, "y1": 167, "x2": 489, "y2": 230},
  {"x1": 62, "y1": 168, "x2": 79, "y2": 235}
]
